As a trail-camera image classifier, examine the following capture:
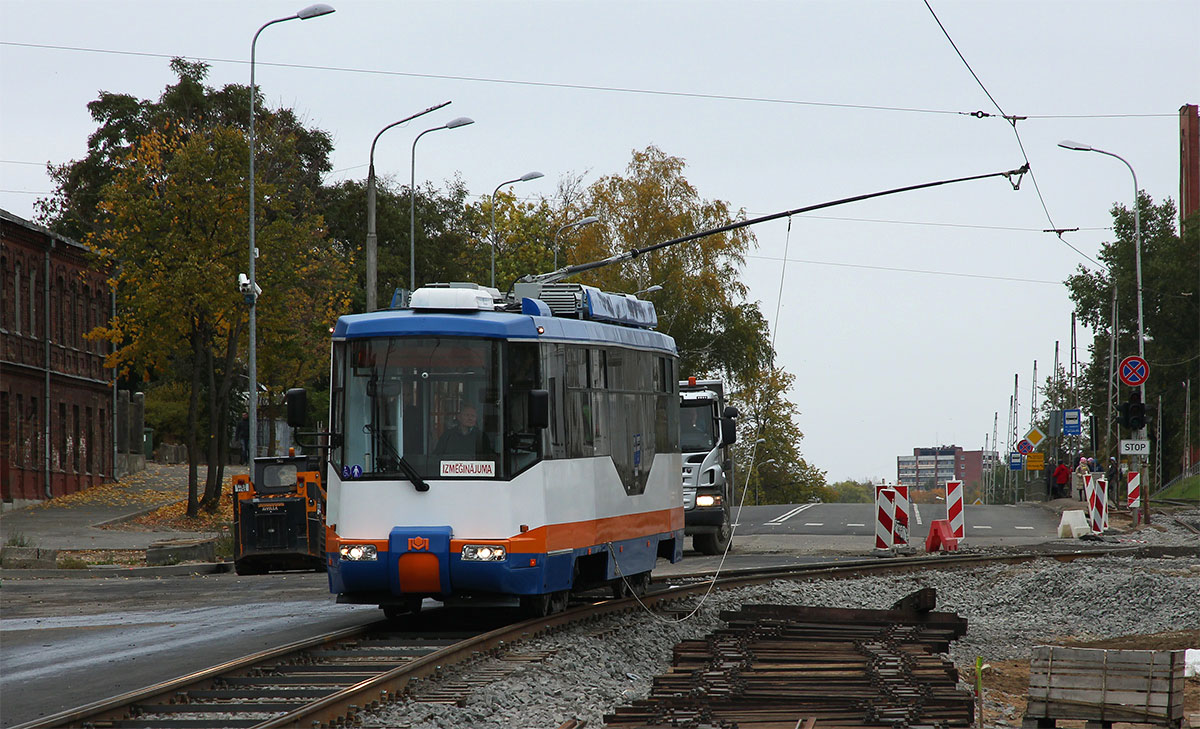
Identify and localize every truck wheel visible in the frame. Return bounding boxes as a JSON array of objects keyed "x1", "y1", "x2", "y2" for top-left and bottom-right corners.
[{"x1": 694, "y1": 513, "x2": 732, "y2": 555}]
